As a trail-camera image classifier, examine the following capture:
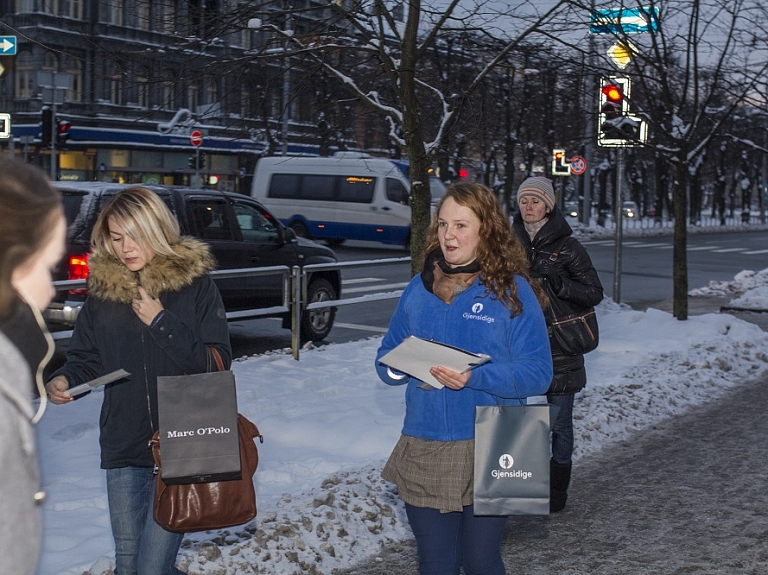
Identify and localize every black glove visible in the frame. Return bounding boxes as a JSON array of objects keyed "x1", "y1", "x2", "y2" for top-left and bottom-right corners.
[{"x1": 532, "y1": 259, "x2": 563, "y2": 293}]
